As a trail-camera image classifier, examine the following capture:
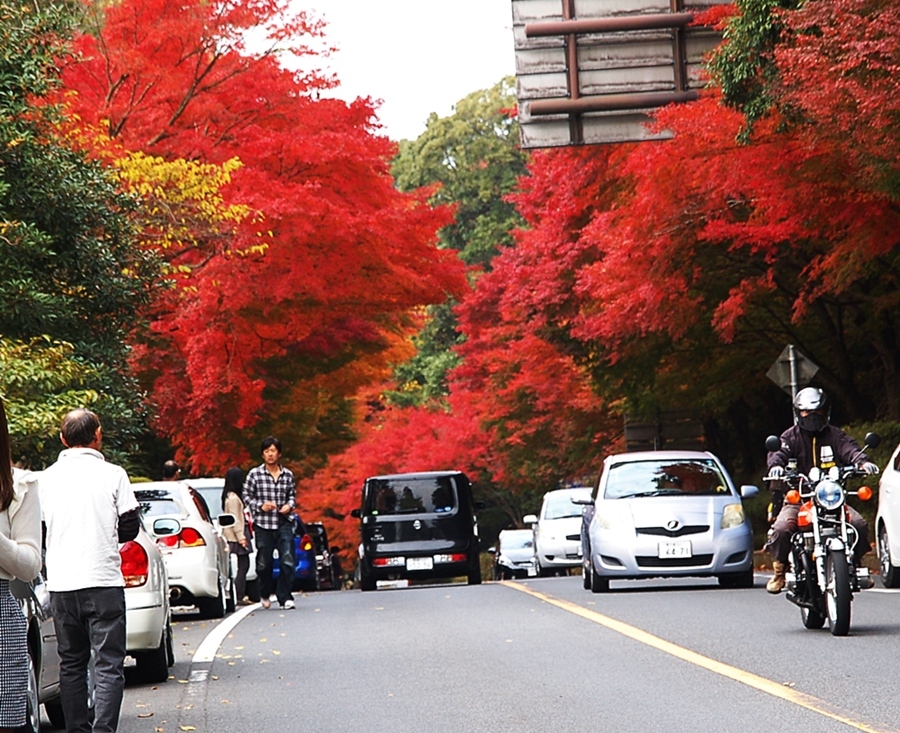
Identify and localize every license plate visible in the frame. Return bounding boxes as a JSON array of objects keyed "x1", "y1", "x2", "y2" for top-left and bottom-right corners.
[
  {"x1": 406, "y1": 557, "x2": 433, "y2": 571},
  {"x1": 526, "y1": 566, "x2": 537, "y2": 577},
  {"x1": 658, "y1": 541, "x2": 692, "y2": 559}
]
